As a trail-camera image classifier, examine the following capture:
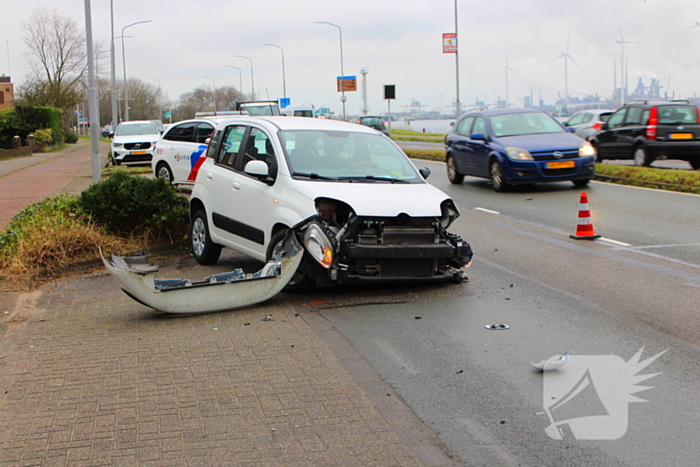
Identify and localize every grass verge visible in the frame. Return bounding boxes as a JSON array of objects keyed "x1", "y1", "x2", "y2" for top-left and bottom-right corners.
[{"x1": 406, "y1": 149, "x2": 700, "y2": 194}]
